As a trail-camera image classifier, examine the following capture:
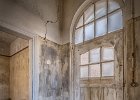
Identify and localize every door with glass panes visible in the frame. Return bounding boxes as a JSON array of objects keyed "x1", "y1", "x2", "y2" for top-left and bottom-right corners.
[
  {"x1": 74, "y1": 32, "x2": 123, "y2": 100},
  {"x1": 72, "y1": 0, "x2": 123, "y2": 100}
]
